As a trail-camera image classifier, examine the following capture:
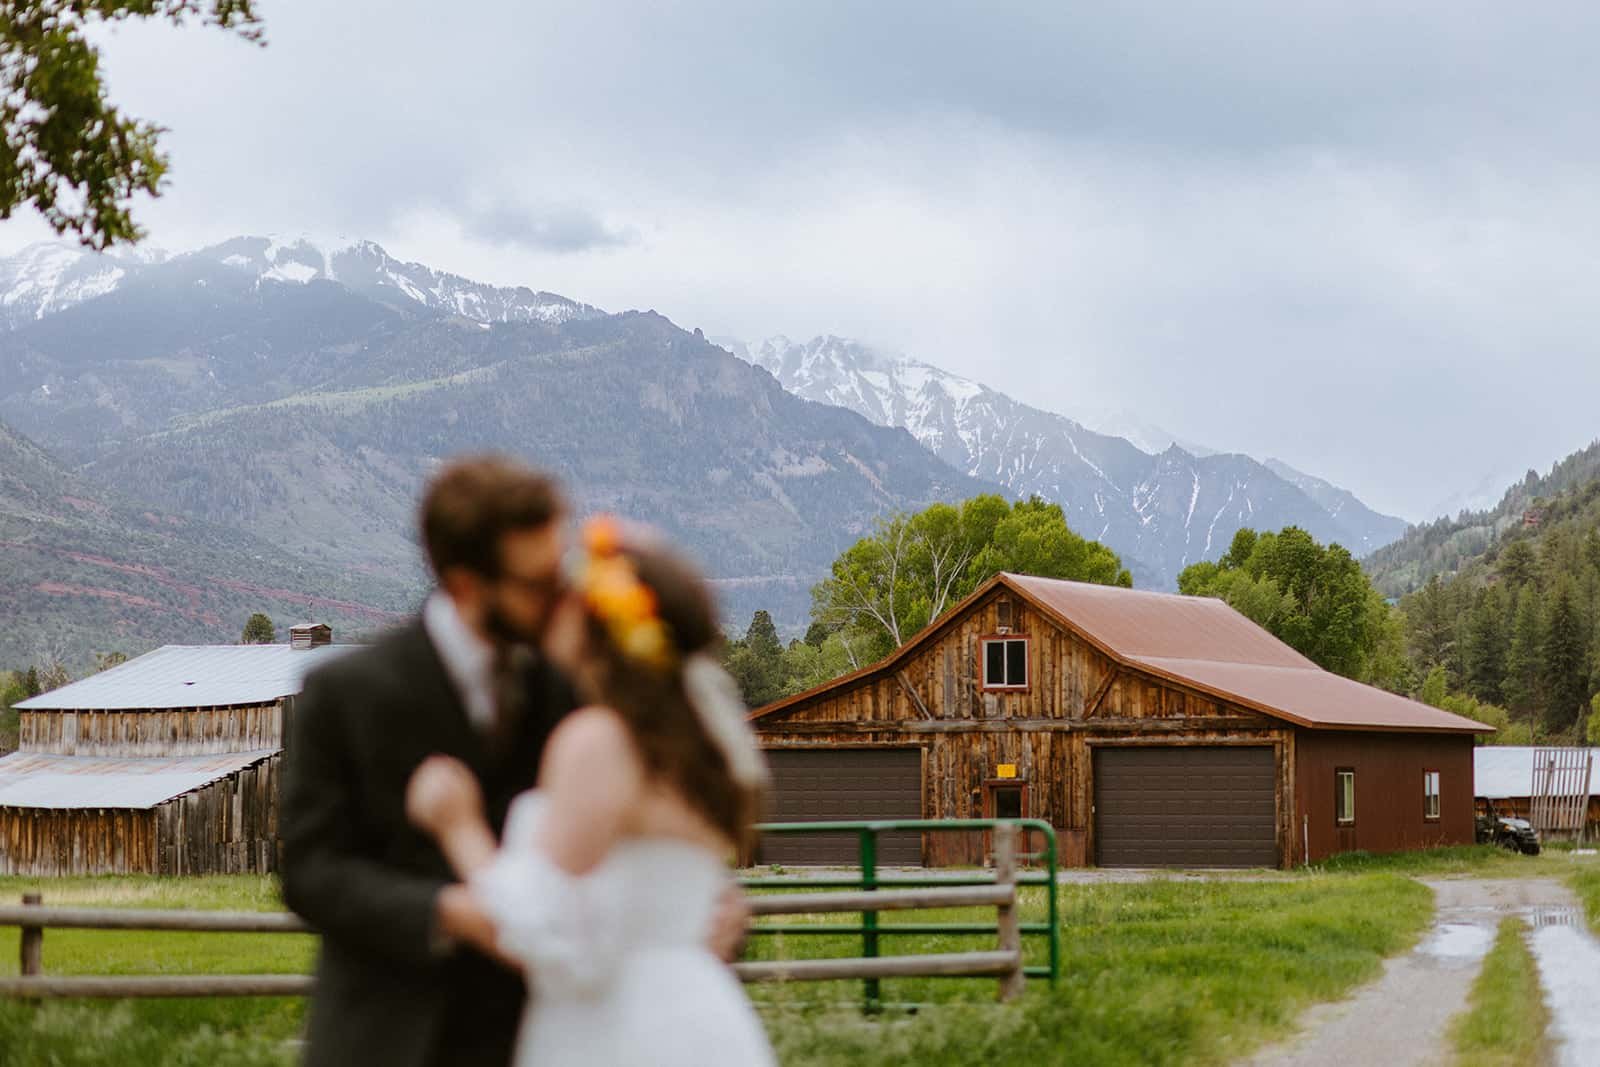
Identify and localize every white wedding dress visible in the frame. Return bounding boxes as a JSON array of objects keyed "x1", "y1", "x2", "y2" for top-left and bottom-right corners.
[{"x1": 472, "y1": 792, "x2": 776, "y2": 1067}]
